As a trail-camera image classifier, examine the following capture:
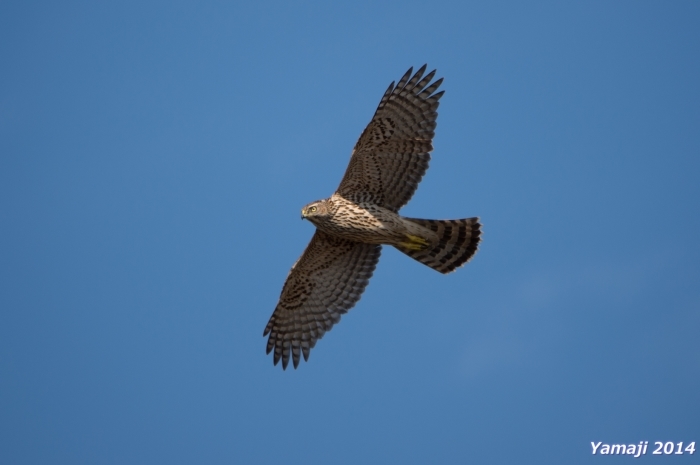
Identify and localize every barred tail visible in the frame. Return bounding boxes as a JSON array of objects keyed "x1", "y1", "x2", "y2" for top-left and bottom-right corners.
[{"x1": 396, "y1": 217, "x2": 481, "y2": 274}]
